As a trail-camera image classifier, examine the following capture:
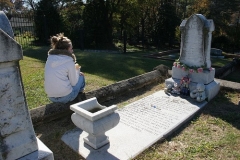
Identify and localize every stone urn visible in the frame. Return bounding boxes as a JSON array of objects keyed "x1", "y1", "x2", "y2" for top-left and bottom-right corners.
[{"x1": 70, "y1": 97, "x2": 120, "y2": 149}]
